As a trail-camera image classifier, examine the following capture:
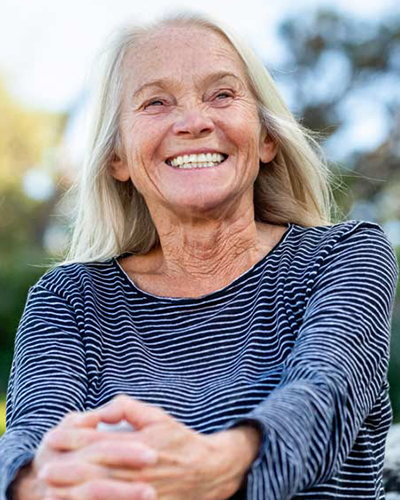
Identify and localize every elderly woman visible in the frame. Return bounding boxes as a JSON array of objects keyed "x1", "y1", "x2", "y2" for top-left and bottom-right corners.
[{"x1": 1, "y1": 12, "x2": 398, "y2": 500}]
